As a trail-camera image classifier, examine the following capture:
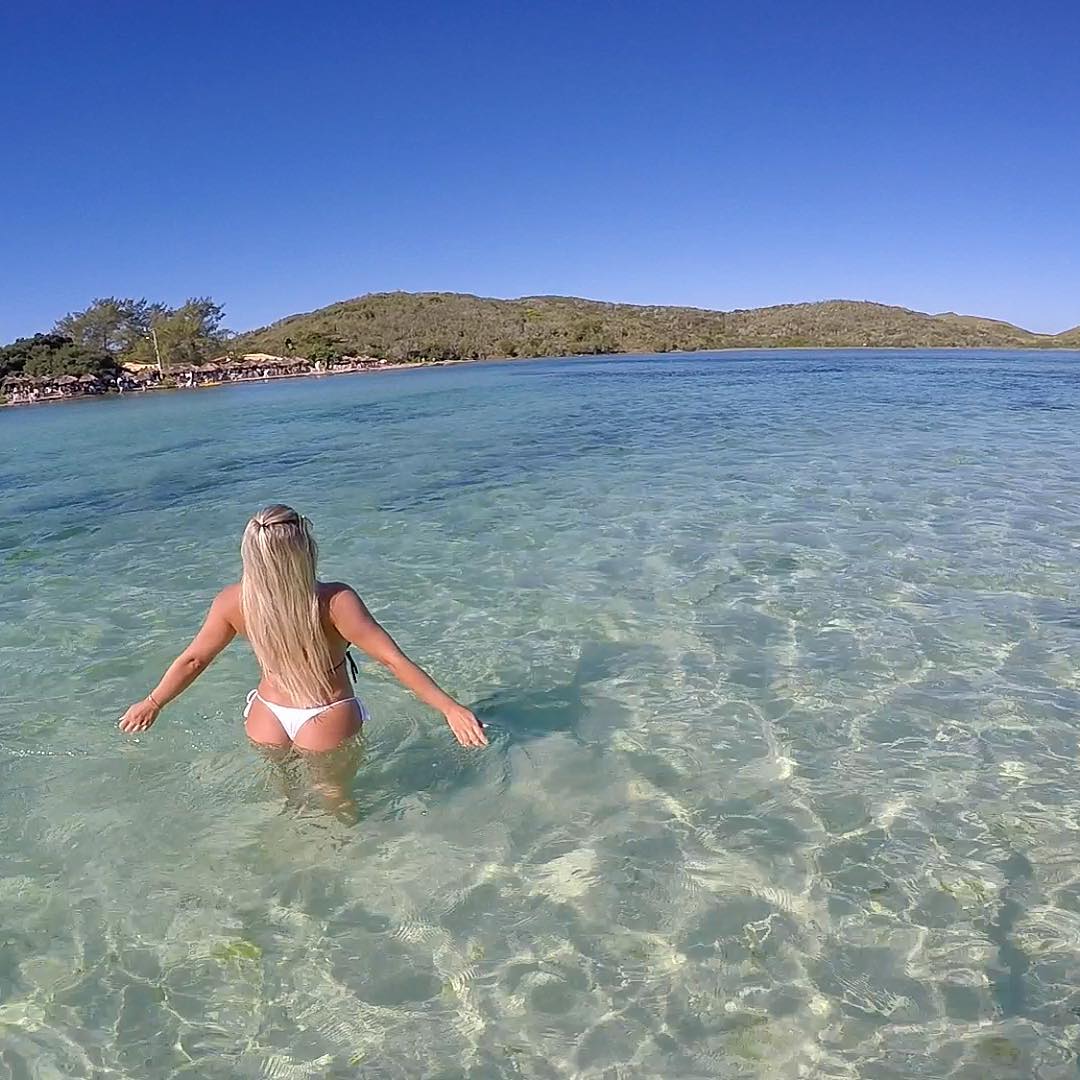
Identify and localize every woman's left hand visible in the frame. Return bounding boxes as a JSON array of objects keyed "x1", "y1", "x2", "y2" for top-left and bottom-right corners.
[
  {"x1": 118, "y1": 698, "x2": 161, "y2": 734},
  {"x1": 443, "y1": 704, "x2": 488, "y2": 747}
]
